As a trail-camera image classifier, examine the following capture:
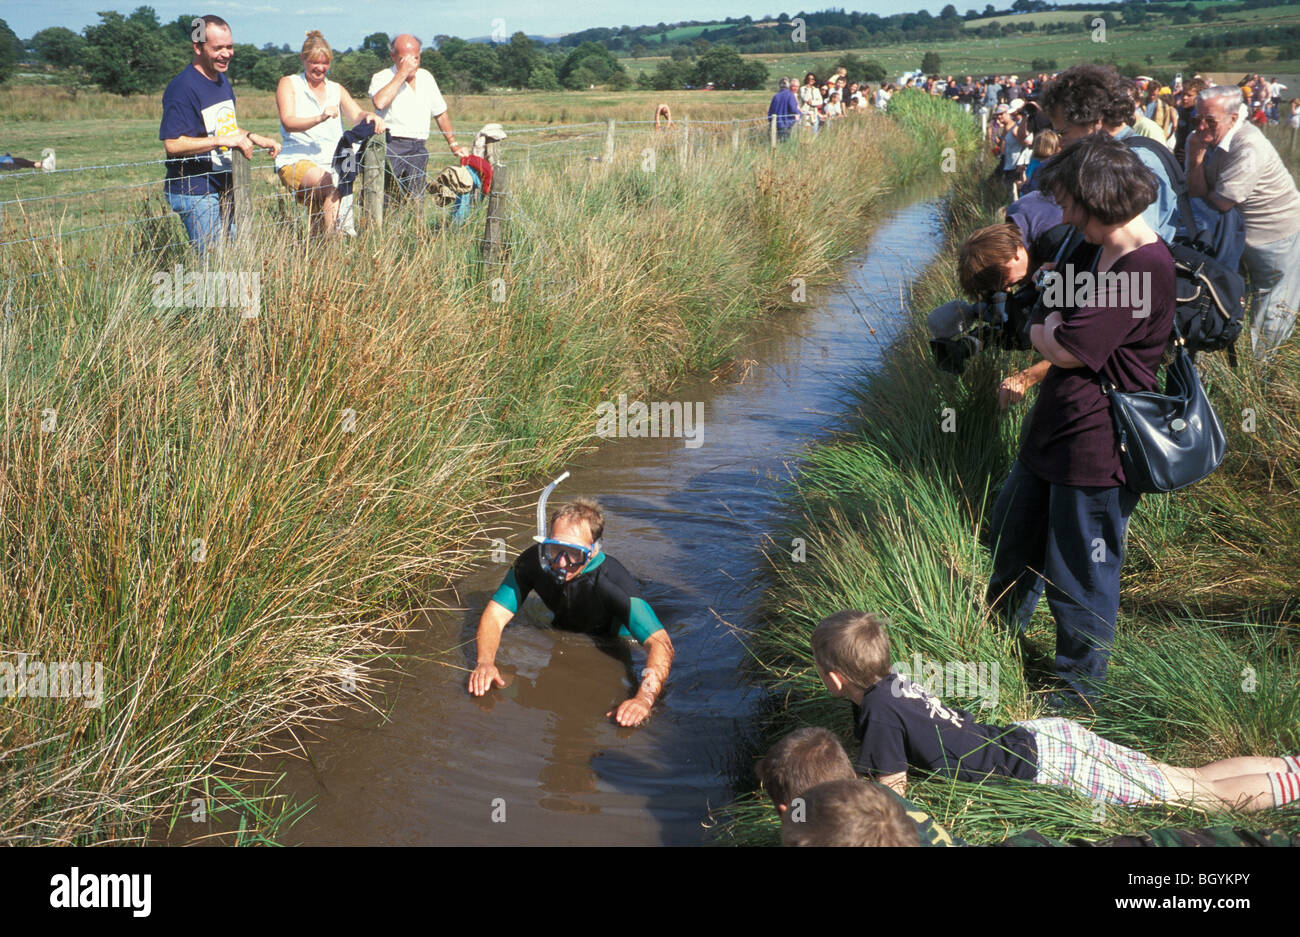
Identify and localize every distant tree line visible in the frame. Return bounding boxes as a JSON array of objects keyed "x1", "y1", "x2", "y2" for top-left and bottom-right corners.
[
  {"x1": 8, "y1": 6, "x2": 632, "y2": 95},
  {"x1": 7, "y1": 0, "x2": 1300, "y2": 96},
  {"x1": 557, "y1": 0, "x2": 1299, "y2": 57}
]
